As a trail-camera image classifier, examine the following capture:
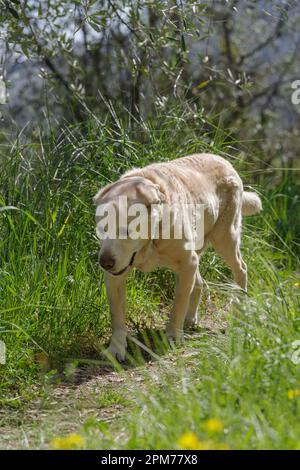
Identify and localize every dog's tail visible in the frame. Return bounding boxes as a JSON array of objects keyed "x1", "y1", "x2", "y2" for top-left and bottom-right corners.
[{"x1": 242, "y1": 191, "x2": 262, "y2": 216}]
